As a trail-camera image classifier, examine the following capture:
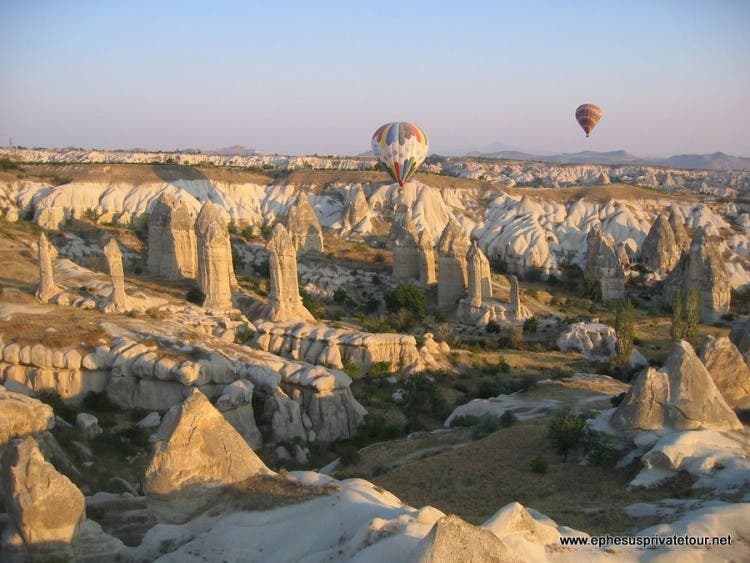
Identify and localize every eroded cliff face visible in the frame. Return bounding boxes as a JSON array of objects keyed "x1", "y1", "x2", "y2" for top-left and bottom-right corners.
[{"x1": 2, "y1": 163, "x2": 750, "y2": 286}]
